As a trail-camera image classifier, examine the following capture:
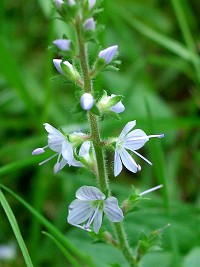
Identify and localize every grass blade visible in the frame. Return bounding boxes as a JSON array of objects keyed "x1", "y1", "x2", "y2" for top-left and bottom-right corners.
[{"x1": 0, "y1": 189, "x2": 34, "y2": 267}]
